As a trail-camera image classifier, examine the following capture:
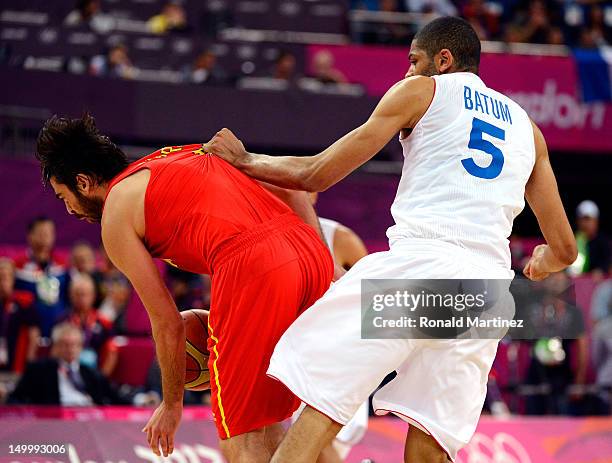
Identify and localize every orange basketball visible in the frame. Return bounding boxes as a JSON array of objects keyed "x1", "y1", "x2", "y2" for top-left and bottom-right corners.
[{"x1": 181, "y1": 309, "x2": 211, "y2": 391}]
